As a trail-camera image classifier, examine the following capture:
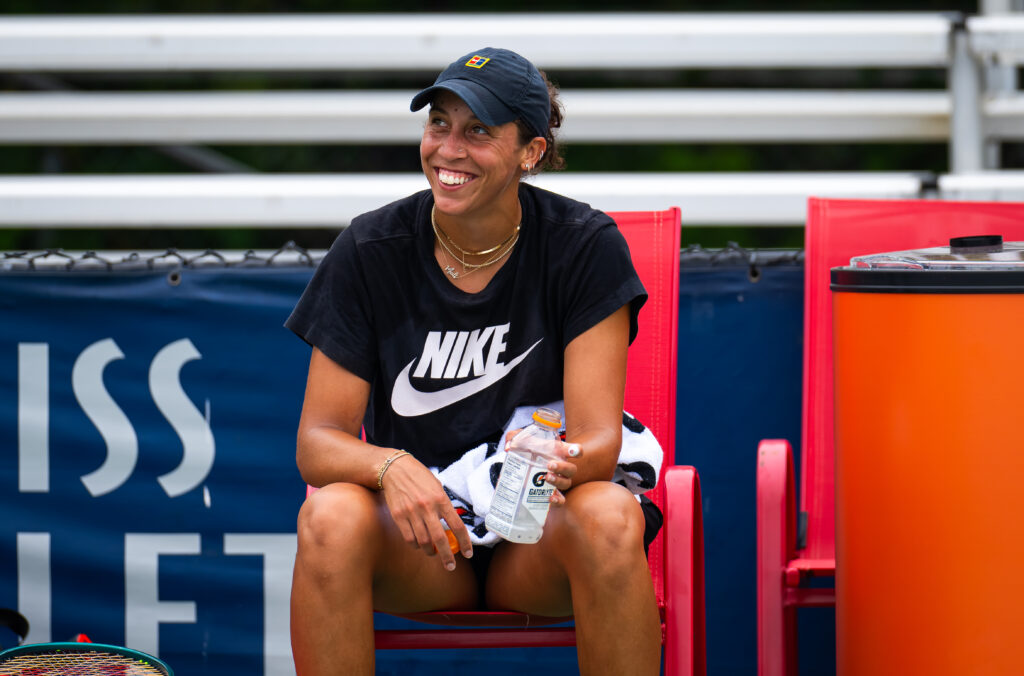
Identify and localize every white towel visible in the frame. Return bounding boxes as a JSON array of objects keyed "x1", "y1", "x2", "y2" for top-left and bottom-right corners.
[{"x1": 432, "y1": 401, "x2": 664, "y2": 547}]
